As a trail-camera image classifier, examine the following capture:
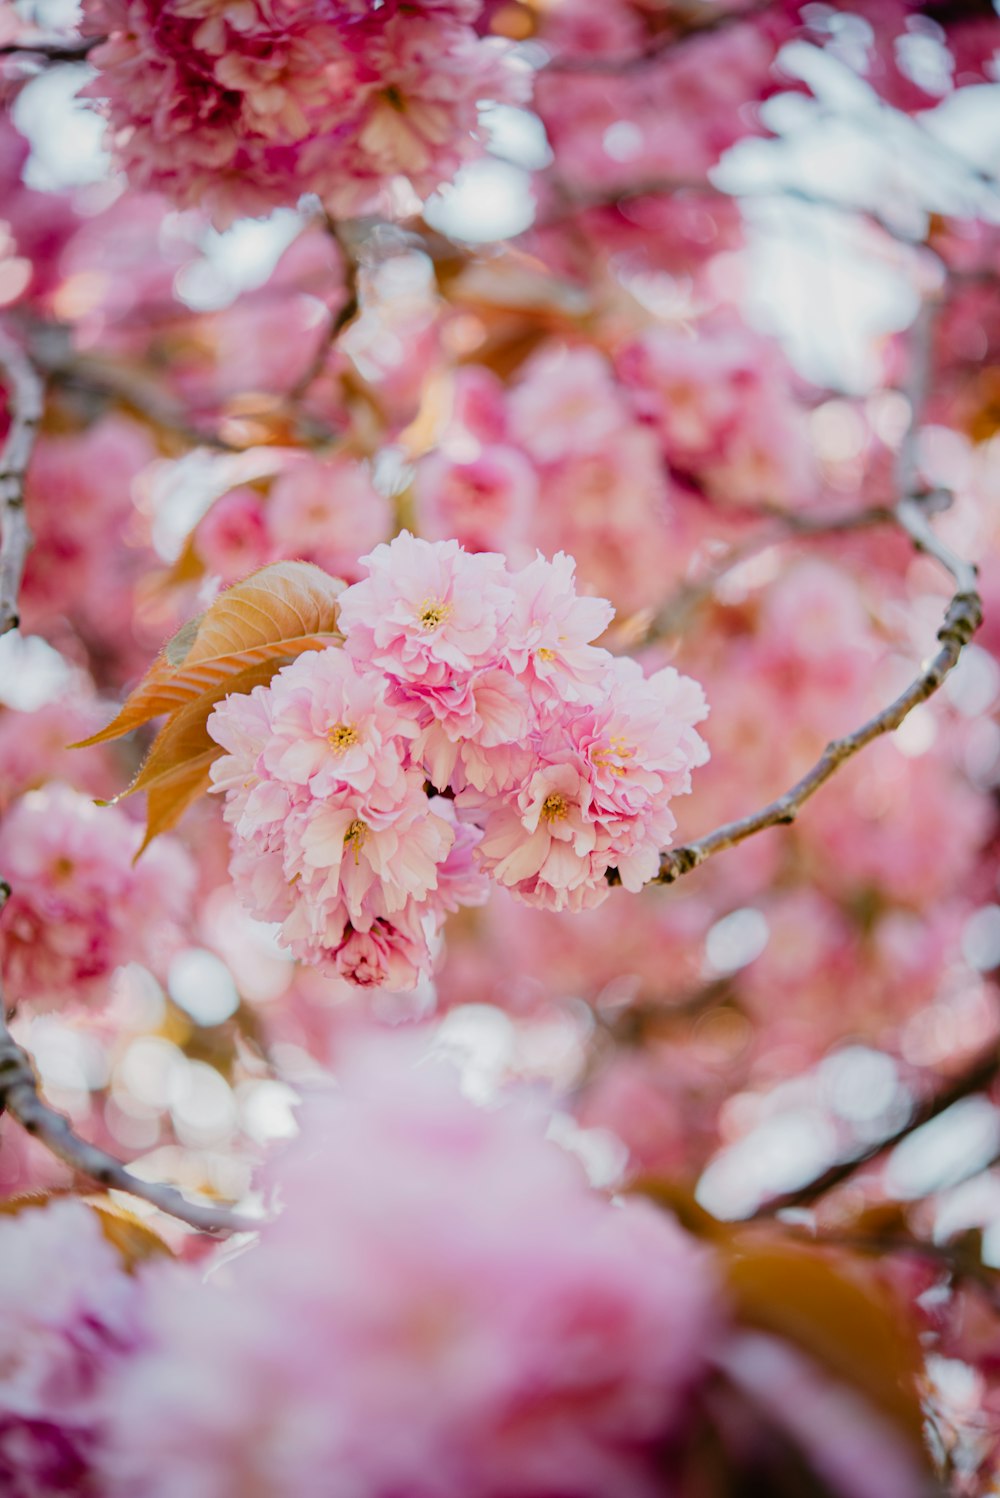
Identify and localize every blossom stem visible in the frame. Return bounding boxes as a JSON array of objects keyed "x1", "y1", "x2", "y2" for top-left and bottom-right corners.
[{"x1": 286, "y1": 216, "x2": 362, "y2": 409}]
